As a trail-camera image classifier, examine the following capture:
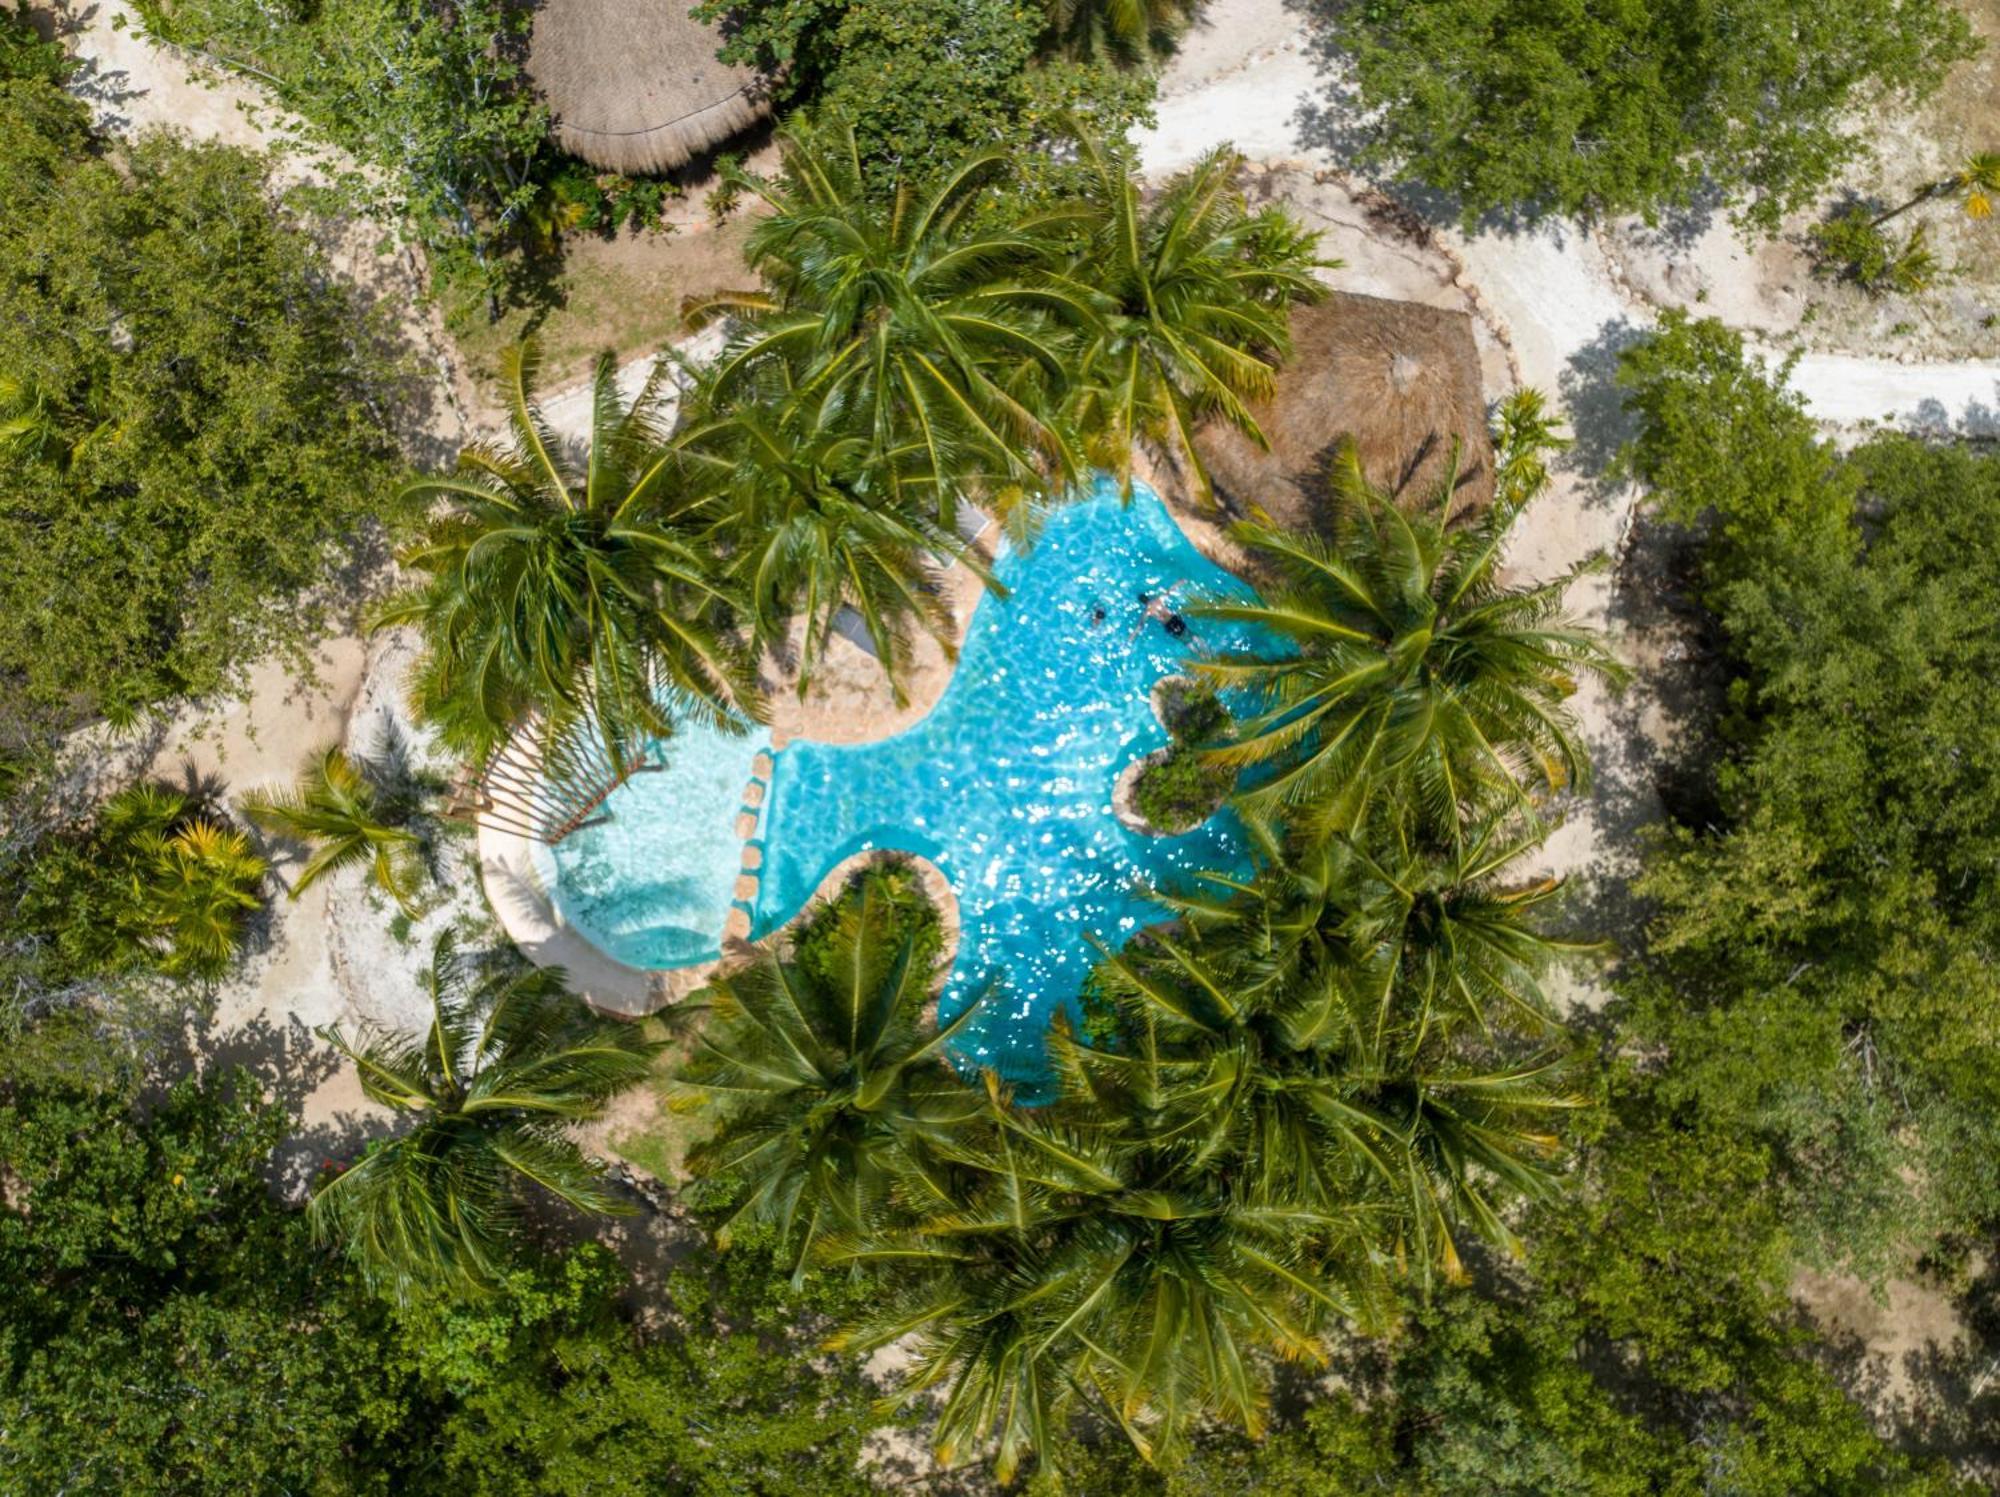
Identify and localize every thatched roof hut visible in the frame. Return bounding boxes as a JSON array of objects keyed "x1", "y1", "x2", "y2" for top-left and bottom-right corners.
[
  {"x1": 1197, "y1": 291, "x2": 1494, "y2": 533},
  {"x1": 528, "y1": 0, "x2": 770, "y2": 175}
]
